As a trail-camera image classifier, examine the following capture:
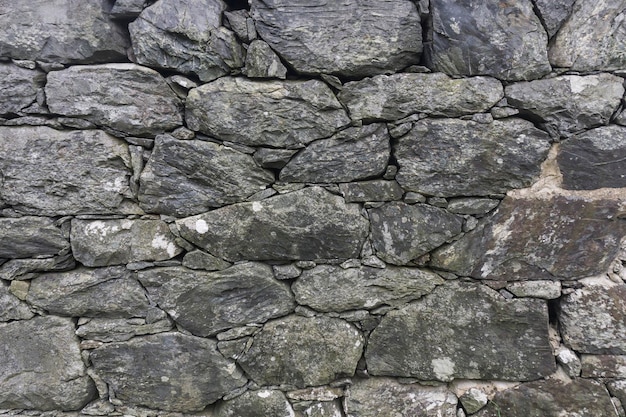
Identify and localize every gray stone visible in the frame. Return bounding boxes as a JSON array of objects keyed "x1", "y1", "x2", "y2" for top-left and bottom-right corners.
[
  {"x1": 0, "y1": 217, "x2": 68, "y2": 259},
  {"x1": 110, "y1": 0, "x2": 146, "y2": 19},
  {"x1": 0, "y1": 281, "x2": 33, "y2": 321},
  {"x1": 71, "y1": 219, "x2": 182, "y2": 267},
  {"x1": 129, "y1": 0, "x2": 244, "y2": 82},
  {"x1": 273, "y1": 264, "x2": 302, "y2": 280},
  {"x1": 428, "y1": 0, "x2": 550, "y2": 81},
  {"x1": 292, "y1": 265, "x2": 444, "y2": 312},
  {"x1": 186, "y1": 77, "x2": 350, "y2": 148},
  {"x1": 45, "y1": 64, "x2": 183, "y2": 137},
  {"x1": 253, "y1": 148, "x2": 298, "y2": 169},
  {"x1": 138, "y1": 263, "x2": 295, "y2": 336},
  {"x1": 0, "y1": 254, "x2": 75, "y2": 280},
  {"x1": 534, "y1": 0, "x2": 576, "y2": 38},
  {"x1": 250, "y1": 0, "x2": 421, "y2": 77},
  {"x1": 280, "y1": 124, "x2": 390, "y2": 183},
  {"x1": 0, "y1": 0, "x2": 128, "y2": 64},
  {"x1": 244, "y1": 40, "x2": 287, "y2": 79},
  {"x1": 505, "y1": 74, "x2": 624, "y2": 138},
  {"x1": 0, "y1": 126, "x2": 137, "y2": 215},
  {"x1": 581, "y1": 354, "x2": 626, "y2": 378},
  {"x1": 26, "y1": 267, "x2": 150, "y2": 318},
  {"x1": 0, "y1": 64, "x2": 45, "y2": 116},
  {"x1": 339, "y1": 180, "x2": 404, "y2": 203},
  {"x1": 367, "y1": 281, "x2": 555, "y2": 381},
  {"x1": 214, "y1": 389, "x2": 294, "y2": 417},
  {"x1": 0, "y1": 316, "x2": 96, "y2": 410},
  {"x1": 139, "y1": 135, "x2": 274, "y2": 217},
  {"x1": 458, "y1": 388, "x2": 488, "y2": 415},
  {"x1": 549, "y1": 0, "x2": 626, "y2": 71},
  {"x1": 395, "y1": 119, "x2": 551, "y2": 197},
  {"x1": 338, "y1": 73, "x2": 503, "y2": 121},
  {"x1": 345, "y1": 378, "x2": 457, "y2": 417},
  {"x1": 299, "y1": 401, "x2": 343, "y2": 417},
  {"x1": 90, "y1": 332, "x2": 247, "y2": 412},
  {"x1": 609, "y1": 381, "x2": 626, "y2": 411},
  {"x1": 224, "y1": 10, "x2": 257, "y2": 43},
  {"x1": 182, "y1": 250, "x2": 231, "y2": 271},
  {"x1": 556, "y1": 346, "x2": 582, "y2": 377},
  {"x1": 76, "y1": 317, "x2": 174, "y2": 342},
  {"x1": 506, "y1": 280, "x2": 561, "y2": 299},
  {"x1": 238, "y1": 315, "x2": 363, "y2": 388},
  {"x1": 176, "y1": 187, "x2": 369, "y2": 262},
  {"x1": 446, "y1": 198, "x2": 500, "y2": 216},
  {"x1": 287, "y1": 386, "x2": 343, "y2": 402},
  {"x1": 369, "y1": 202, "x2": 463, "y2": 265}
]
